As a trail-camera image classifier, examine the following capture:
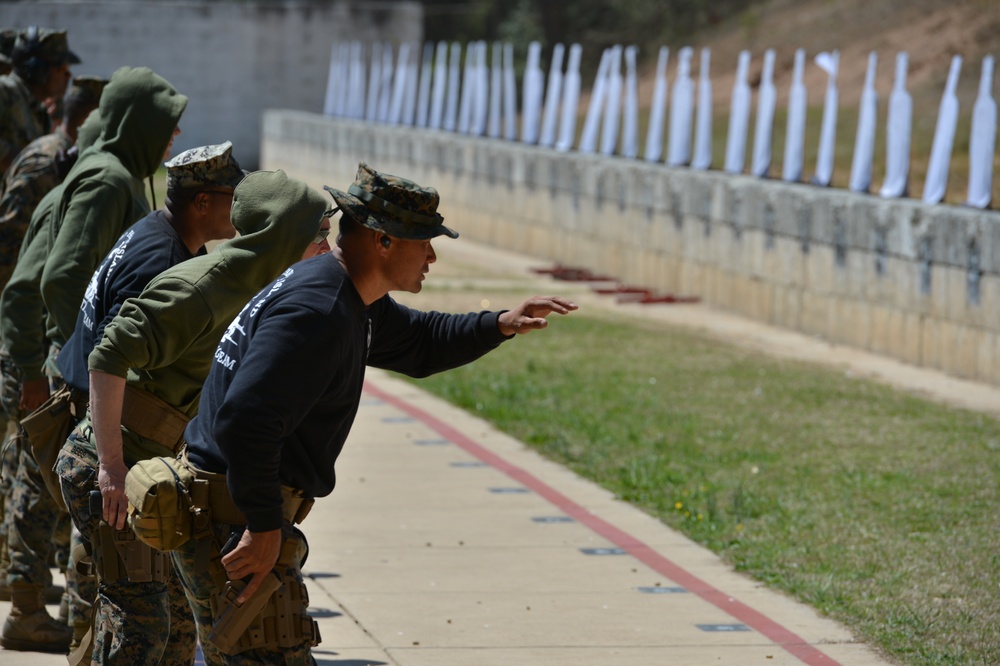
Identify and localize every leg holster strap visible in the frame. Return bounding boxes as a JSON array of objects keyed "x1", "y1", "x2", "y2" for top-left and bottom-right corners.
[{"x1": 91, "y1": 521, "x2": 171, "y2": 584}]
